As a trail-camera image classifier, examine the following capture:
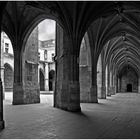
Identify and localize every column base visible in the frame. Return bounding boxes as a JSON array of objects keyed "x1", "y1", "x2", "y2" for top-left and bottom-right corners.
[
  {"x1": 107, "y1": 87, "x2": 111, "y2": 96},
  {"x1": 138, "y1": 85, "x2": 140, "y2": 93},
  {"x1": 89, "y1": 85, "x2": 98, "y2": 103},
  {"x1": 67, "y1": 105, "x2": 81, "y2": 112},
  {"x1": 13, "y1": 83, "x2": 24, "y2": 105},
  {"x1": 80, "y1": 66, "x2": 91, "y2": 103},
  {"x1": 54, "y1": 104, "x2": 81, "y2": 112},
  {"x1": 111, "y1": 87, "x2": 115, "y2": 95},
  {"x1": 98, "y1": 86, "x2": 106, "y2": 99},
  {"x1": 54, "y1": 81, "x2": 81, "y2": 112},
  {"x1": 0, "y1": 120, "x2": 5, "y2": 130},
  {"x1": 13, "y1": 83, "x2": 40, "y2": 105}
]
